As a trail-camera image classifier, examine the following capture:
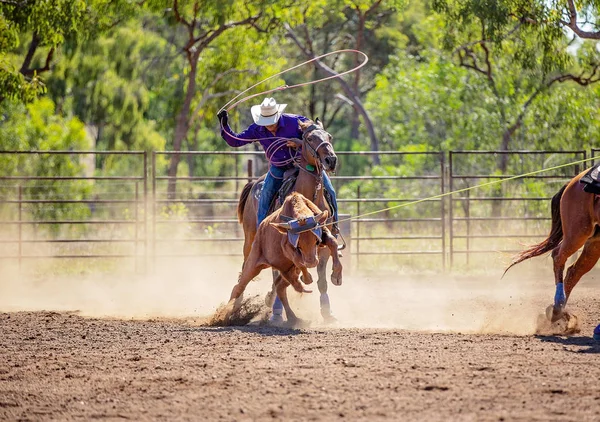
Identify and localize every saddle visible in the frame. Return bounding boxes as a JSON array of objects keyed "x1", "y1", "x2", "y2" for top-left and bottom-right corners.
[
  {"x1": 580, "y1": 164, "x2": 600, "y2": 195},
  {"x1": 251, "y1": 168, "x2": 337, "y2": 220}
]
